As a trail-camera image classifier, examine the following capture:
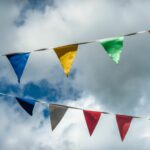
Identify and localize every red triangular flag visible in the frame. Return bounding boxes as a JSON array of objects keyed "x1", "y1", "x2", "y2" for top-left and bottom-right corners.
[
  {"x1": 116, "y1": 114, "x2": 133, "y2": 141},
  {"x1": 83, "y1": 110, "x2": 101, "y2": 136}
]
